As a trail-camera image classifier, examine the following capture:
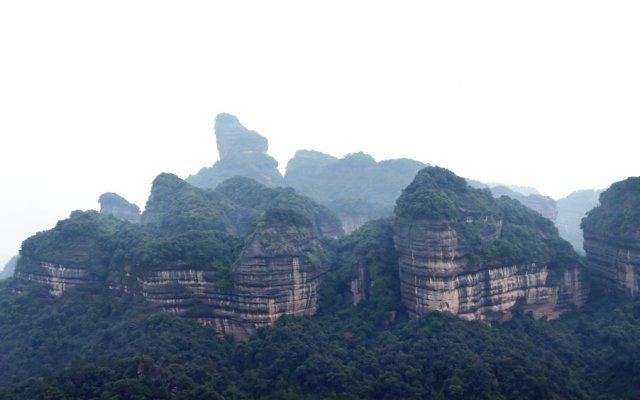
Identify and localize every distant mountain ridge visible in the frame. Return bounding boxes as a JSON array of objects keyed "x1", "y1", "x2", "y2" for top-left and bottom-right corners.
[
  {"x1": 0, "y1": 256, "x2": 18, "y2": 280},
  {"x1": 186, "y1": 113, "x2": 427, "y2": 233}
]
